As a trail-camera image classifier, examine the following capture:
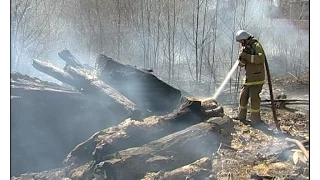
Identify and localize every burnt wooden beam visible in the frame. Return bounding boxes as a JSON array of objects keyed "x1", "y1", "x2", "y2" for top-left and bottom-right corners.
[
  {"x1": 32, "y1": 59, "x2": 141, "y2": 119},
  {"x1": 63, "y1": 98, "x2": 225, "y2": 167},
  {"x1": 142, "y1": 157, "x2": 214, "y2": 180},
  {"x1": 70, "y1": 117, "x2": 233, "y2": 180},
  {"x1": 58, "y1": 49, "x2": 83, "y2": 69},
  {"x1": 65, "y1": 66, "x2": 141, "y2": 118},
  {"x1": 95, "y1": 54, "x2": 182, "y2": 115},
  {"x1": 32, "y1": 59, "x2": 75, "y2": 85},
  {"x1": 10, "y1": 72, "x2": 125, "y2": 176}
]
